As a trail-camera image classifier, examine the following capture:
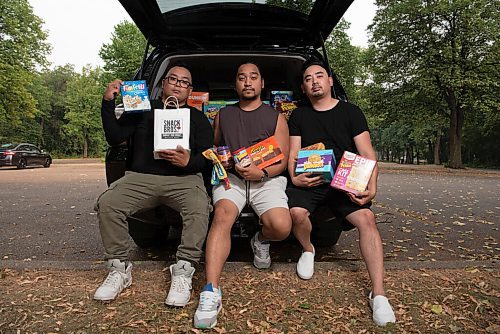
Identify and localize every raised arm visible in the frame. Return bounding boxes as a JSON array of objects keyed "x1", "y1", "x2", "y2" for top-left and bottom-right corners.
[{"x1": 101, "y1": 80, "x2": 136, "y2": 145}]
